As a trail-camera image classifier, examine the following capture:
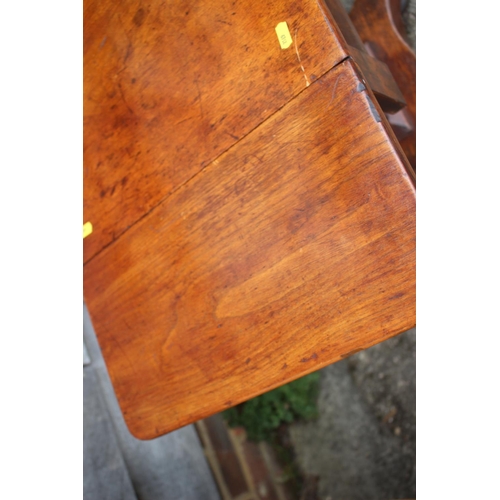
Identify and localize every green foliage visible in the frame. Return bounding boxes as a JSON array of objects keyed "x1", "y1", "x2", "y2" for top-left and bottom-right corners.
[{"x1": 223, "y1": 372, "x2": 320, "y2": 442}]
